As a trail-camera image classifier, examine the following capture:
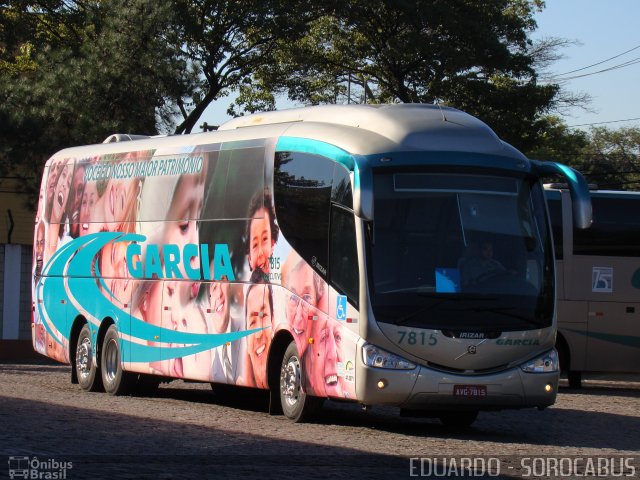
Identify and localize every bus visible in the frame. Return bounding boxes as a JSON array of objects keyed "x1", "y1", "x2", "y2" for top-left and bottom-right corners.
[
  {"x1": 545, "y1": 186, "x2": 640, "y2": 388},
  {"x1": 32, "y1": 104, "x2": 591, "y2": 426}
]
